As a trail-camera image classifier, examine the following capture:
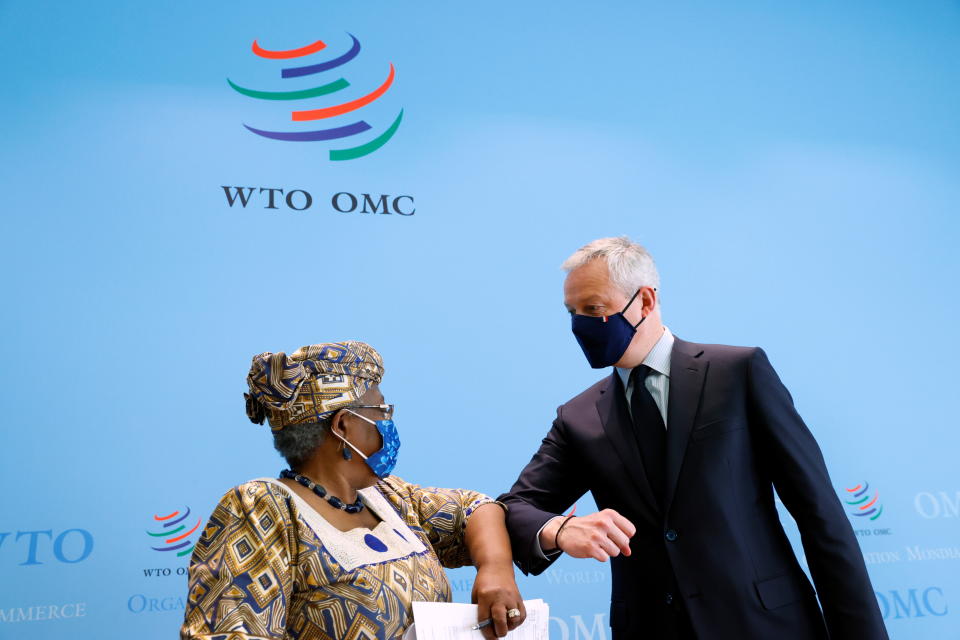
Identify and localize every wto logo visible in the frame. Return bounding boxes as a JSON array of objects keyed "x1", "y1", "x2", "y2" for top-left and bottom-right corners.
[
  {"x1": 845, "y1": 482, "x2": 883, "y2": 521},
  {"x1": 228, "y1": 33, "x2": 402, "y2": 161},
  {"x1": 147, "y1": 508, "x2": 200, "y2": 557}
]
